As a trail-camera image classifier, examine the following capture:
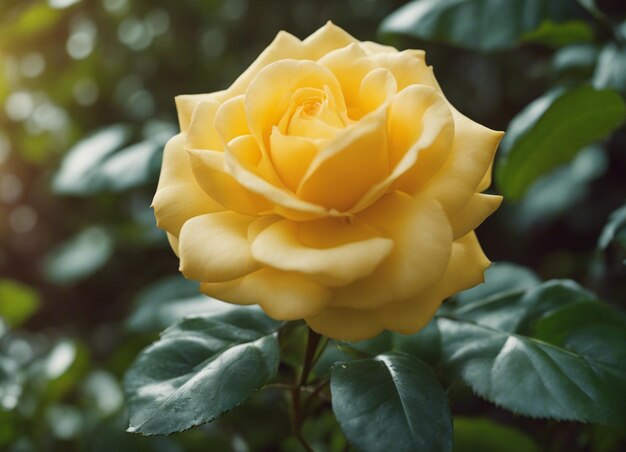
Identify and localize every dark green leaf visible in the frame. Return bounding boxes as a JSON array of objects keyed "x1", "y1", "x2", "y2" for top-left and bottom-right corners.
[
  {"x1": 522, "y1": 20, "x2": 593, "y2": 48},
  {"x1": 124, "y1": 308, "x2": 282, "y2": 435},
  {"x1": 331, "y1": 352, "x2": 452, "y2": 452},
  {"x1": 392, "y1": 320, "x2": 442, "y2": 365},
  {"x1": 510, "y1": 145, "x2": 607, "y2": 229},
  {"x1": 42, "y1": 227, "x2": 113, "y2": 285},
  {"x1": 454, "y1": 262, "x2": 540, "y2": 304},
  {"x1": 379, "y1": 0, "x2": 575, "y2": 52},
  {"x1": 449, "y1": 279, "x2": 596, "y2": 333},
  {"x1": 0, "y1": 279, "x2": 40, "y2": 327},
  {"x1": 496, "y1": 85, "x2": 626, "y2": 200},
  {"x1": 127, "y1": 276, "x2": 232, "y2": 333},
  {"x1": 453, "y1": 417, "x2": 539, "y2": 452},
  {"x1": 438, "y1": 317, "x2": 626, "y2": 426}
]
